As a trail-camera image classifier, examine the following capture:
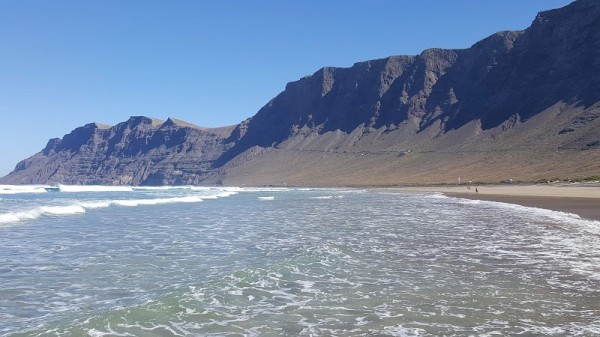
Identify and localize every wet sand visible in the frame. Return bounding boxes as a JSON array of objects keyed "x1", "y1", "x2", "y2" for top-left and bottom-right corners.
[{"x1": 394, "y1": 184, "x2": 600, "y2": 221}]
